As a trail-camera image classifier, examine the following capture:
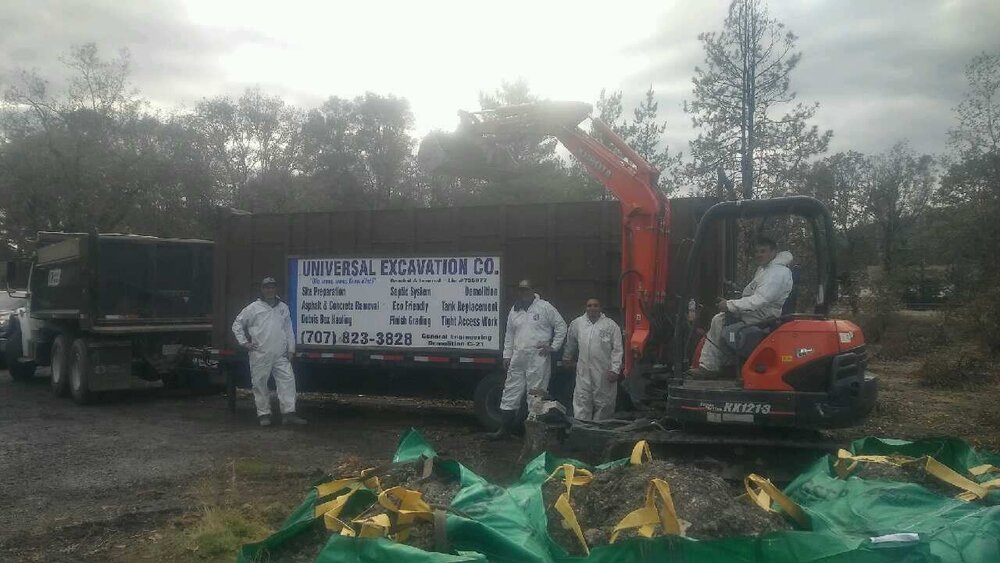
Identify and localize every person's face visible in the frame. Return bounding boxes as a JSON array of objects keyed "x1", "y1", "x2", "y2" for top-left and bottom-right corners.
[
  {"x1": 754, "y1": 245, "x2": 777, "y2": 266},
  {"x1": 585, "y1": 299, "x2": 602, "y2": 320},
  {"x1": 517, "y1": 287, "x2": 533, "y2": 303},
  {"x1": 261, "y1": 284, "x2": 278, "y2": 300}
]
